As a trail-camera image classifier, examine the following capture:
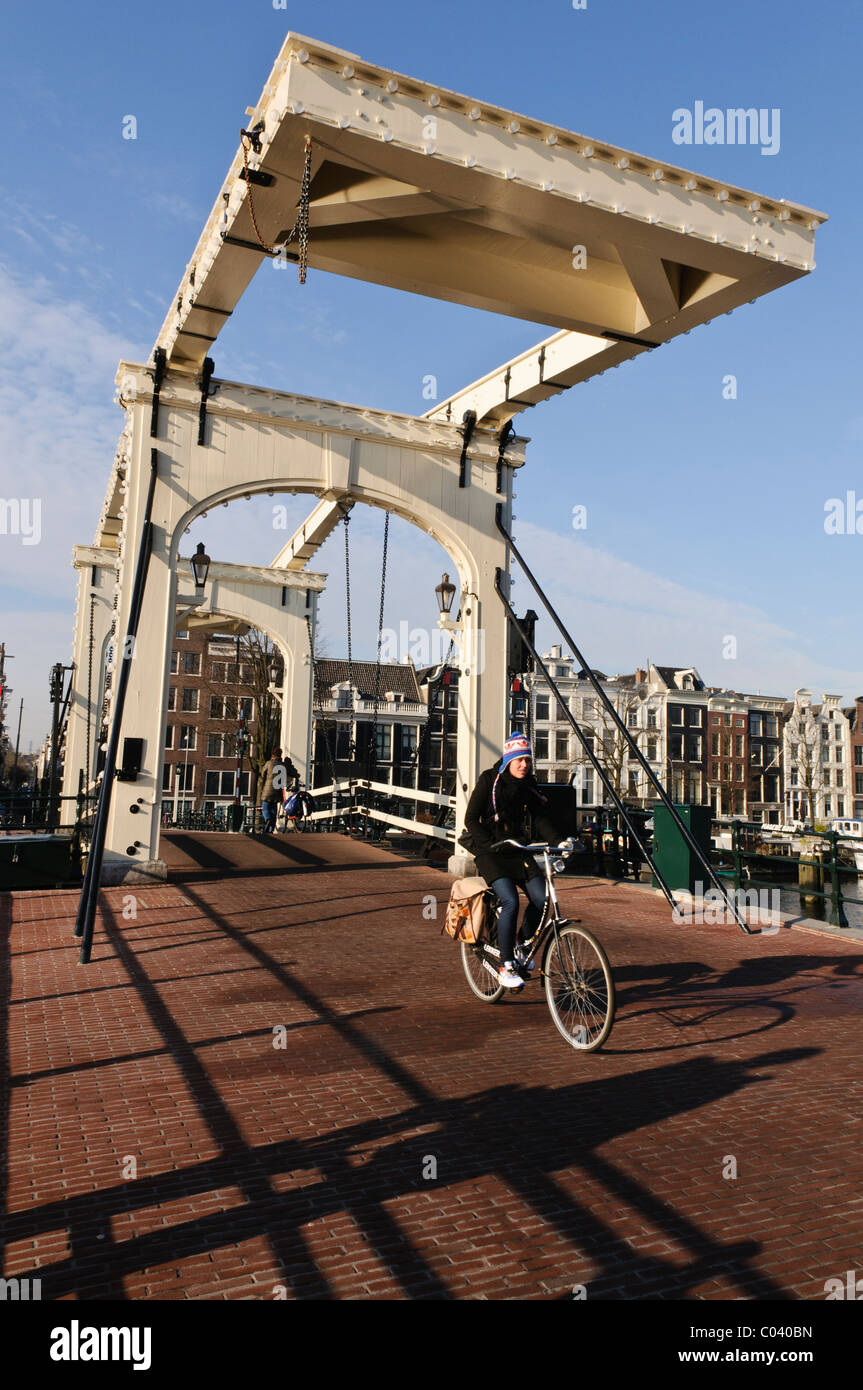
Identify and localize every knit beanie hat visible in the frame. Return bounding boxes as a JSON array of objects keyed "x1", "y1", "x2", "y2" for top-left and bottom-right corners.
[{"x1": 500, "y1": 732, "x2": 532, "y2": 770}]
